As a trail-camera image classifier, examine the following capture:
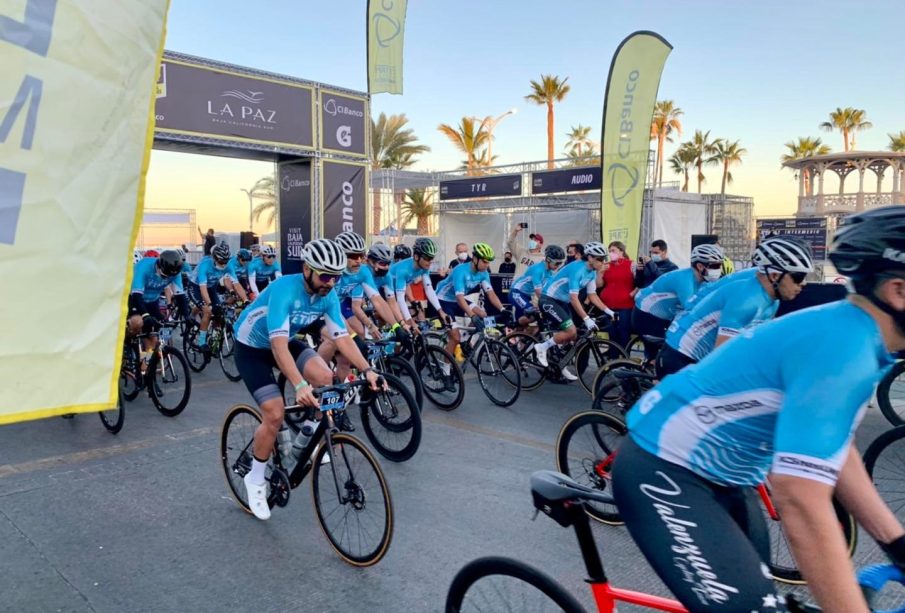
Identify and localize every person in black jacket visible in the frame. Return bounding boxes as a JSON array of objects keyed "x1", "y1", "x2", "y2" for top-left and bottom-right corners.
[
  {"x1": 199, "y1": 228, "x2": 216, "y2": 256},
  {"x1": 634, "y1": 239, "x2": 679, "y2": 289},
  {"x1": 498, "y1": 252, "x2": 516, "y2": 274}
]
